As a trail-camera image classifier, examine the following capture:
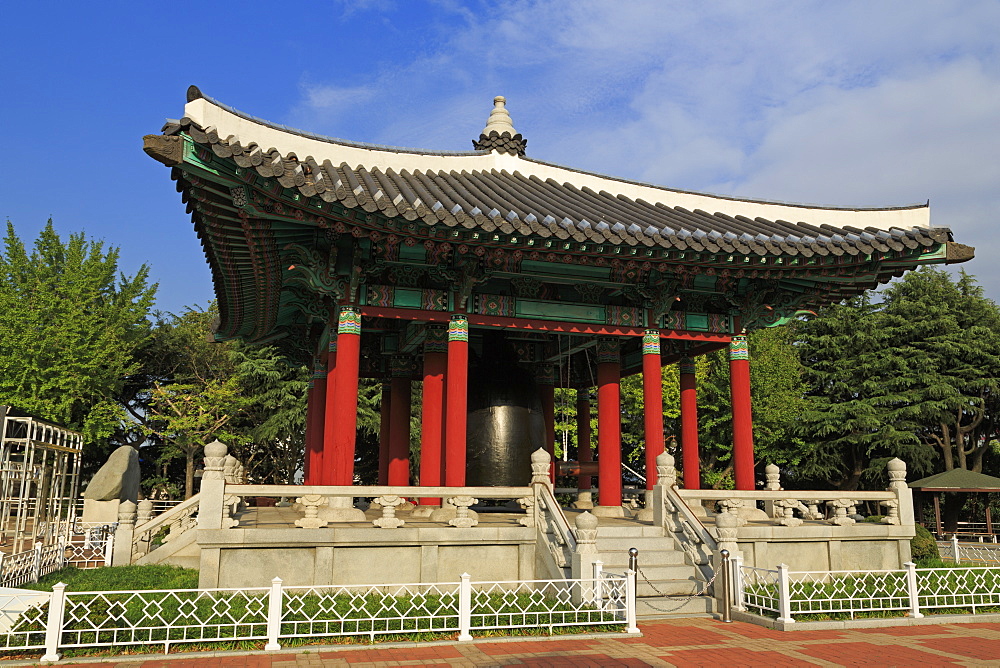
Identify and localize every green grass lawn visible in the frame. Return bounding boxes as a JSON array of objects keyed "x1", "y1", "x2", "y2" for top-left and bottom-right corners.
[{"x1": 22, "y1": 564, "x2": 199, "y2": 592}]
